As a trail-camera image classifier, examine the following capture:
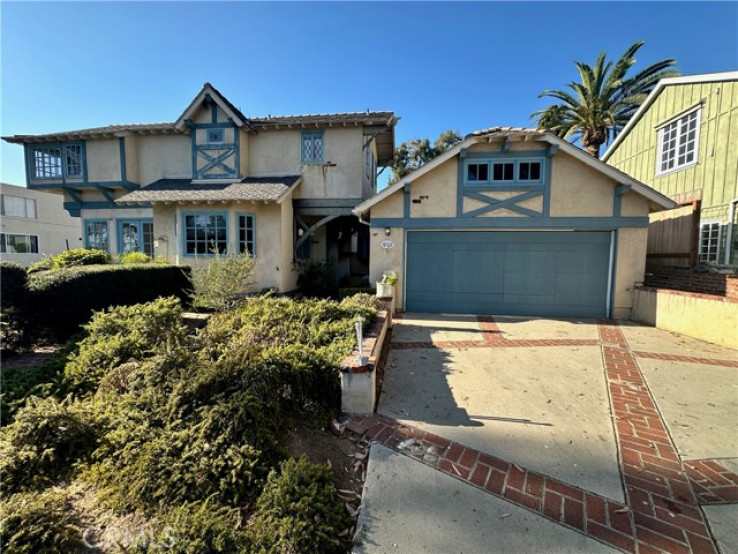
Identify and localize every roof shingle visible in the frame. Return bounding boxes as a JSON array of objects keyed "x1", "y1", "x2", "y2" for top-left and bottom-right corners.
[{"x1": 116, "y1": 176, "x2": 300, "y2": 204}]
